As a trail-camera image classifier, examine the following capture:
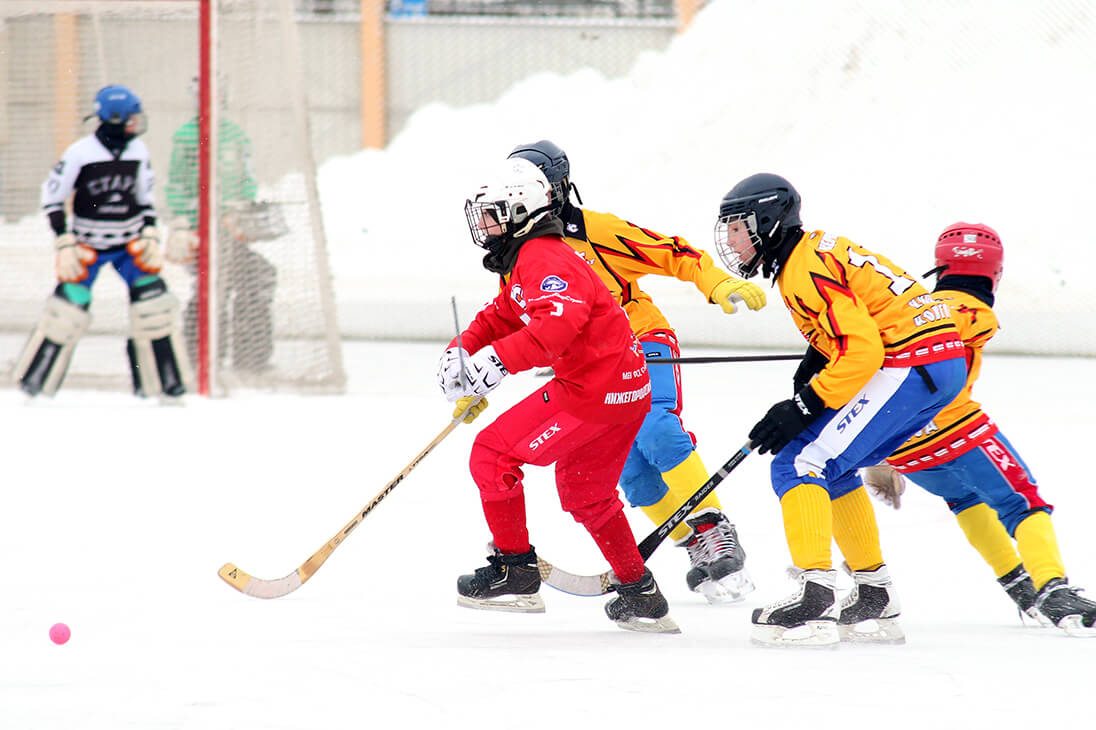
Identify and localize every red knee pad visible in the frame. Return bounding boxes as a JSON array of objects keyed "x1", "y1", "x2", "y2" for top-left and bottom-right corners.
[{"x1": 469, "y1": 432, "x2": 526, "y2": 502}]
